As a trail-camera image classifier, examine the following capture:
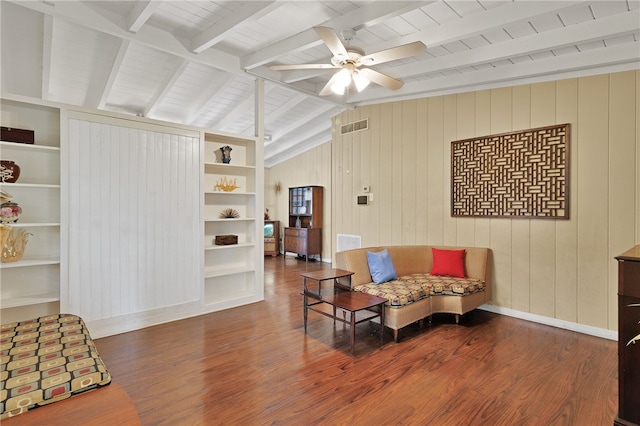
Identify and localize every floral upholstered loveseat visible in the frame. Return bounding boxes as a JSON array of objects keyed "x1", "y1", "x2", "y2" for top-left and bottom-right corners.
[{"x1": 335, "y1": 245, "x2": 492, "y2": 342}]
